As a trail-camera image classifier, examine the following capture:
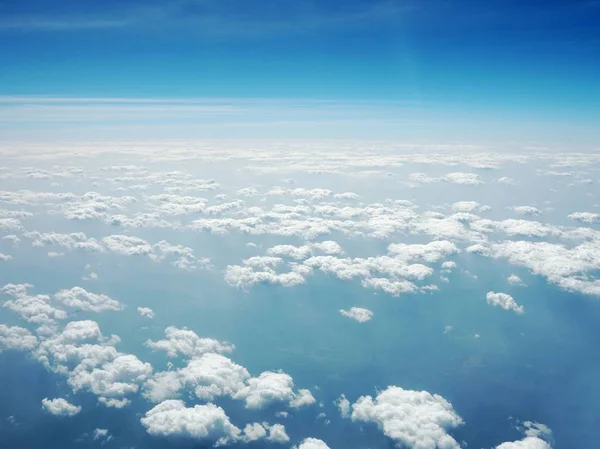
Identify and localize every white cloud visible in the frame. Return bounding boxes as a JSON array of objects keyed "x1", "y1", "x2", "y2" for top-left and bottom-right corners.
[
  {"x1": 266, "y1": 423, "x2": 290, "y2": 443},
  {"x1": 340, "y1": 307, "x2": 373, "y2": 323},
  {"x1": 92, "y1": 428, "x2": 113, "y2": 443},
  {"x1": 146, "y1": 326, "x2": 234, "y2": 359},
  {"x1": 41, "y1": 398, "x2": 81, "y2": 417},
  {"x1": 350, "y1": 386, "x2": 463, "y2": 449},
  {"x1": 507, "y1": 274, "x2": 526, "y2": 286},
  {"x1": 442, "y1": 172, "x2": 483, "y2": 185},
  {"x1": 335, "y1": 394, "x2": 350, "y2": 418},
  {"x1": 267, "y1": 244, "x2": 313, "y2": 260},
  {"x1": 451, "y1": 201, "x2": 489, "y2": 213},
  {"x1": 498, "y1": 176, "x2": 517, "y2": 185},
  {"x1": 243, "y1": 422, "x2": 267, "y2": 441},
  {"x1": 296, "y1": 438, "x2": 332, "y2": 449},
  {"x1": 0, "y1": 324, "x2": 37, "y2": 352},
  {"x1": 137, "y1": 306, "x2": 155, "y2": 319},
  {"x1": 1, "y1": 283, "x2": 68, "y2": 325},
  {"x1": 141, "y1": 400, "x2": 241, "y2": 445},
  {"x1": 144, "y1": 353, "x2": 249, "y2": 403},
  {"x1": 235, "y1": 371, "x2": 315, "y2": 409},
  {"x1": 511, "y1": 206, "x2": 542, "y2": 216},
  {"x1": 0, "y1": 252, "x2": 12, "y2": 261},
  {"x1": 486, "y1": 292, "x2": 524, "y2": 314},
  {"x1": 568, "y1": 212, "x2": 600, "y2": 224},
  {"x1": 54, "y1": 287, "x2": 122, "y2": 313},
  {"x1": 495, "y1": 437, "x2": 551, "y2": 449}
]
